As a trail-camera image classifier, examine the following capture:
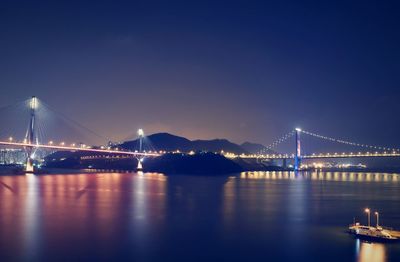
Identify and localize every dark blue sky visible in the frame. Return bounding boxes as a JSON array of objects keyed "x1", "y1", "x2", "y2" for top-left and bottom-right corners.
[{"x1": 1, "y1": 0, "x2": 400, "y2": 148}]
